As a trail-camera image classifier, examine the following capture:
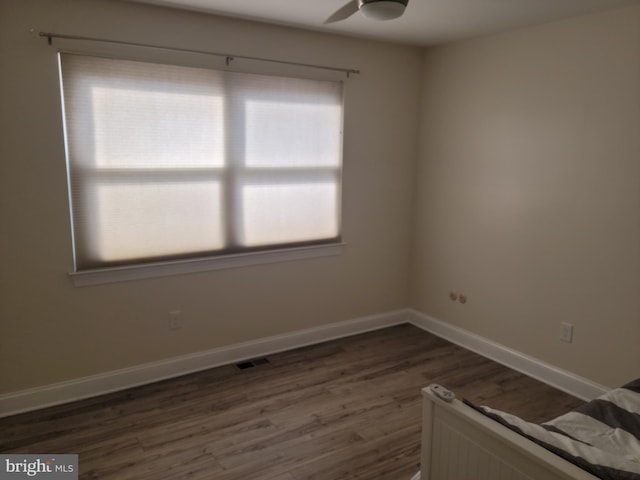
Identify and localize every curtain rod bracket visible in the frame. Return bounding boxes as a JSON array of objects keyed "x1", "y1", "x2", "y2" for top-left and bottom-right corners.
[
  {"x1": 226, "y1": 56, "x2": 234, "y2": 67},
  {"x1": 37, "y1": 31, "x2": 52, "y2": 45}
]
